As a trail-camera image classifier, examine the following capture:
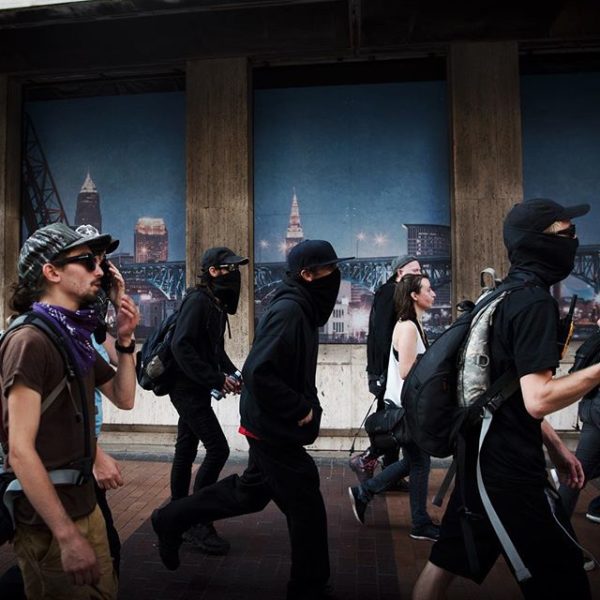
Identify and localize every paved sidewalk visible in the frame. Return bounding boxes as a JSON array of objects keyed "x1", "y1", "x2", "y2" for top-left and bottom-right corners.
[{"x1": 1, "y1": 456, "x2": 599, "y2": 599}]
